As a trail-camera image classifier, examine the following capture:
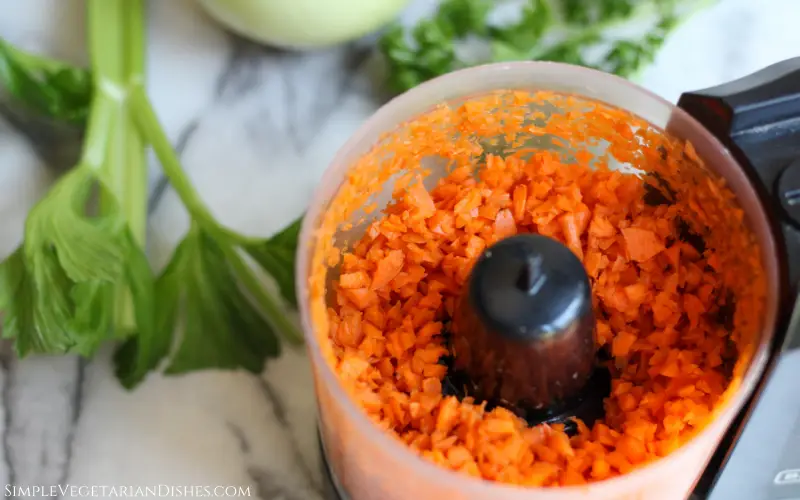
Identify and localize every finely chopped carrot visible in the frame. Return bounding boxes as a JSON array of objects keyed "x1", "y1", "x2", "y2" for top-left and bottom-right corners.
[{"x1": 309, "y1": 90, "x2": 767, "y2": 487}]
